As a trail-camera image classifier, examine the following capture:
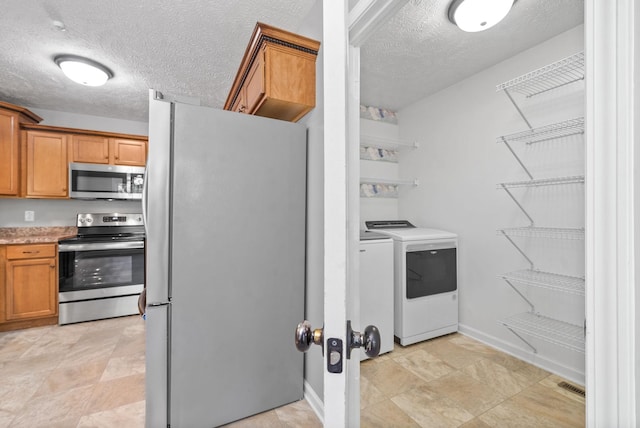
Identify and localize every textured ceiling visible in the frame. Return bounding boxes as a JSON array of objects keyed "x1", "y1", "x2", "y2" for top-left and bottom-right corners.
[
  {"x1": 0, "y1": 0, "x2": 583, "y2": 123},
  {"x1": 360, "y1": 0, "x2": 584, "y2": 111}
]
